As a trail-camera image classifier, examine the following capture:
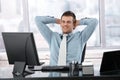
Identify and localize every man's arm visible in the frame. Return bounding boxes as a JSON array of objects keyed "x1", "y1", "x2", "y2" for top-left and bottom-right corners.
[
  {"x1": 35, "y1": 16, "x2": 57, "y2": 44},
  {"x1": 74, "y1": 20, "x2": 80, "y2": 29},
  {"x1": 78, "y1": 18, "x2": 98, "y2": 43}
]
